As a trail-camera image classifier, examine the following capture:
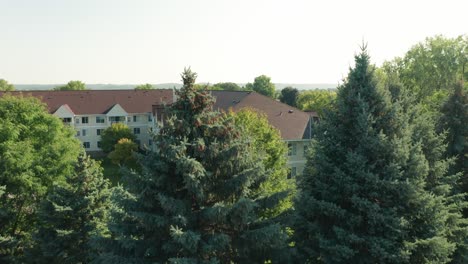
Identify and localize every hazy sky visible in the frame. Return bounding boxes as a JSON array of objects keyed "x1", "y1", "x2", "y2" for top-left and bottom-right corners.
[{"x1": 0, "y1": 0, "x2": 466, "y2": 84}]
